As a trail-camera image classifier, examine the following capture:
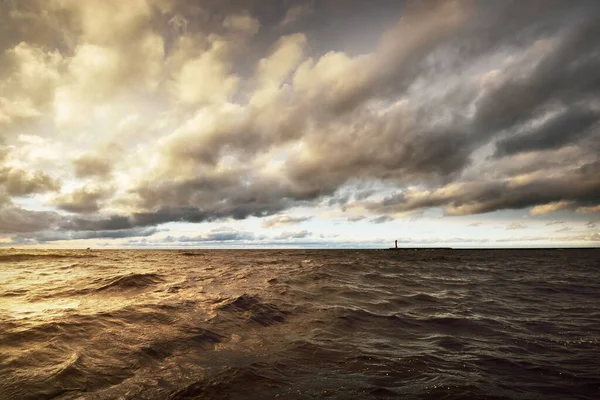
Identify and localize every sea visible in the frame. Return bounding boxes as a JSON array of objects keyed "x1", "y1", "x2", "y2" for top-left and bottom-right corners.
[{"x1": 0, "y1": 248, "x2": 599, "y2": 400}]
